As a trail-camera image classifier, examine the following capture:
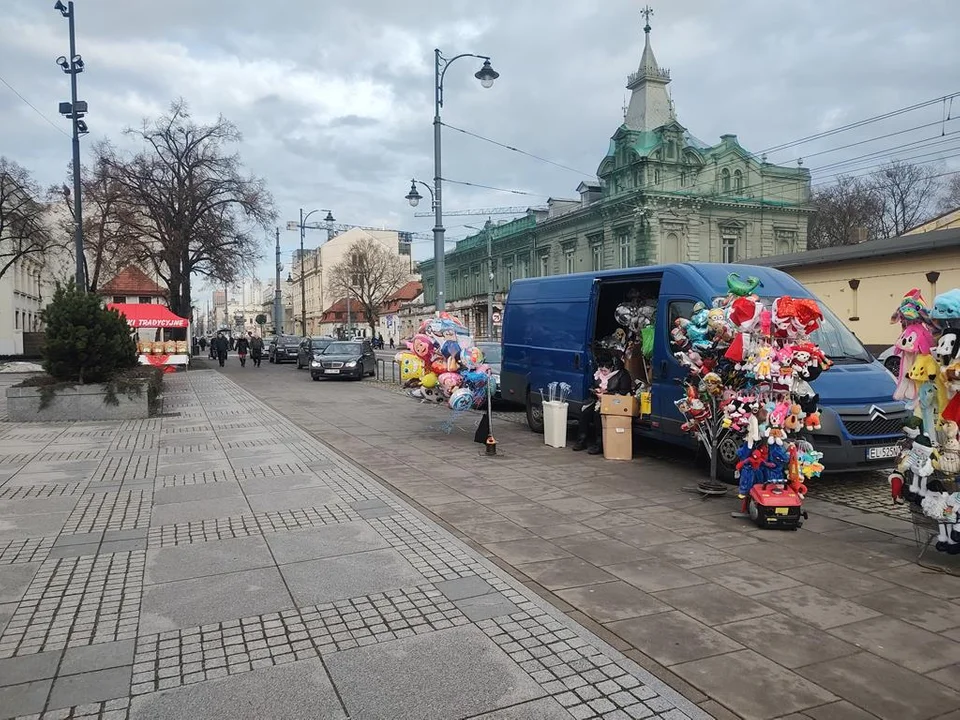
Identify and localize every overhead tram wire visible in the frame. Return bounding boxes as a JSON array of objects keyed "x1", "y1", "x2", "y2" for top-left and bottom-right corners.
[{"x1": 0, "y1": 74, "x2": 71, "y2": 138}]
